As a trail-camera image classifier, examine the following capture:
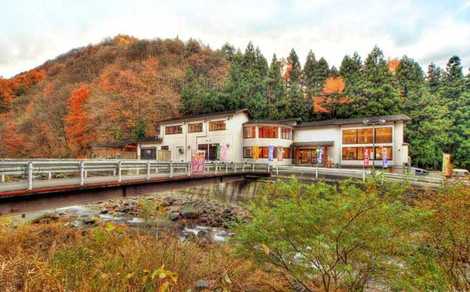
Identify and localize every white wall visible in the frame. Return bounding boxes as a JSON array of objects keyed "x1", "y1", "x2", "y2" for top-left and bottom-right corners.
[
  {"x1": 294, "y1": 126, "x2": 341, "y2": 164},
  {"x1": 158, "y1": 112, "x2": 249, "y2": 162}
]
